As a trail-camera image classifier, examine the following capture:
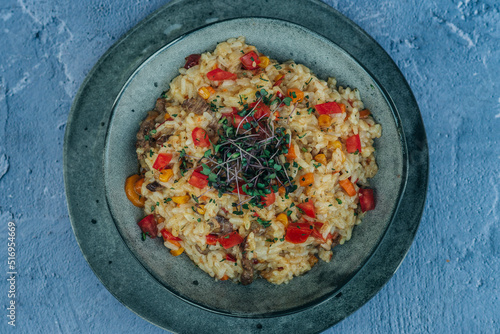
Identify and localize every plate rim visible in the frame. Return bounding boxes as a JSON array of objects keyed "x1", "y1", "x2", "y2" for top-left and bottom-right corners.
[{"x1": 64, "y1": 0, "x2": 428, "y2": 332}]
